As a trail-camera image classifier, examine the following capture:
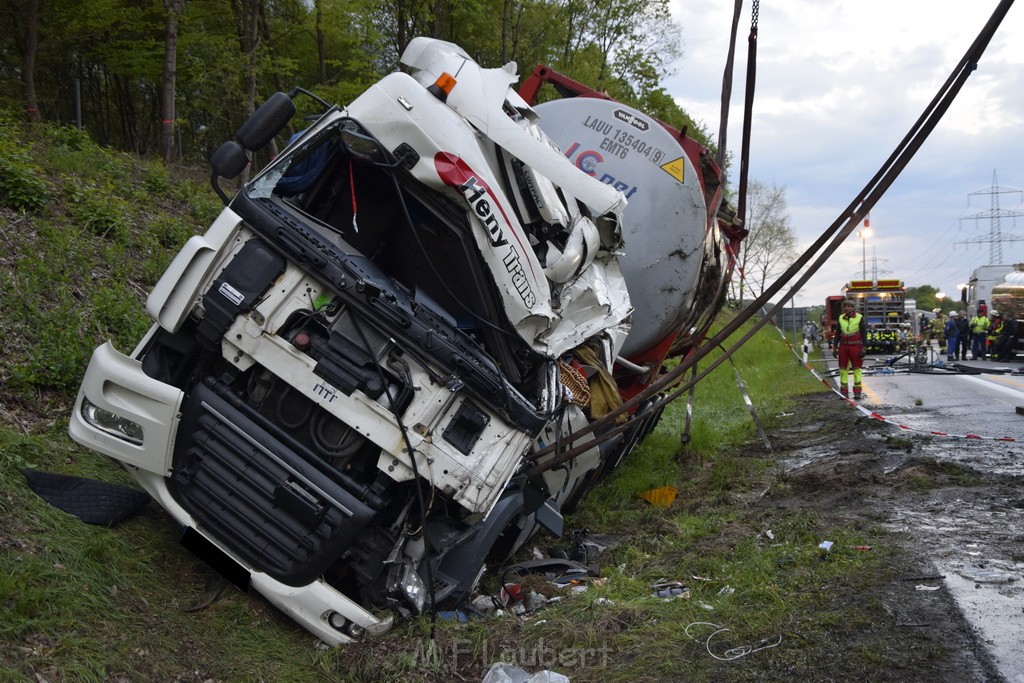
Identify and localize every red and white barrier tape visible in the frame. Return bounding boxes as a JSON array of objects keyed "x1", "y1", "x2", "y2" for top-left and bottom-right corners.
[
  {"x1": 773, "y1": 326, "x2": 1018, "y2": 442},
  {"x1": 721, "y1": 258, "x2": 1019, "y2": 442}
]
